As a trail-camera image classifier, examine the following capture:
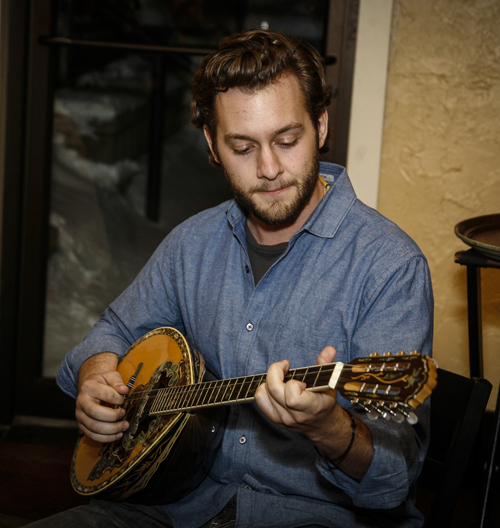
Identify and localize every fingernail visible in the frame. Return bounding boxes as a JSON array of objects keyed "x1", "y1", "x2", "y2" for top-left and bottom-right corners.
[{"x1": 122, "y1": 421, "x2": 129, "y2": 431}]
